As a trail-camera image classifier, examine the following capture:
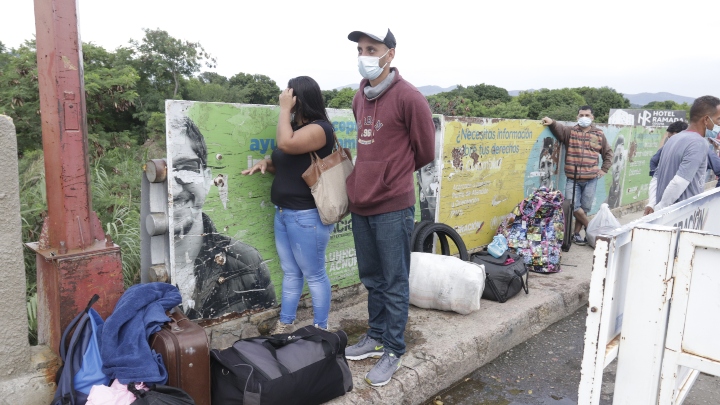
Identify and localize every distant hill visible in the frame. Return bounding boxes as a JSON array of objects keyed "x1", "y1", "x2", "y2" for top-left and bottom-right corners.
[
  {"x1": 333, "y1": 84, "x2": 456, "y2": 96},
  {"x1": 335, "y1": 84, "x2": 359, "y2": 90},
  {"x1": 622, "y1": 92, "x2": 695, "y2": 106},
  {"x1": 417, "y1": 85, "x2": 457, "y2": 96}
]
